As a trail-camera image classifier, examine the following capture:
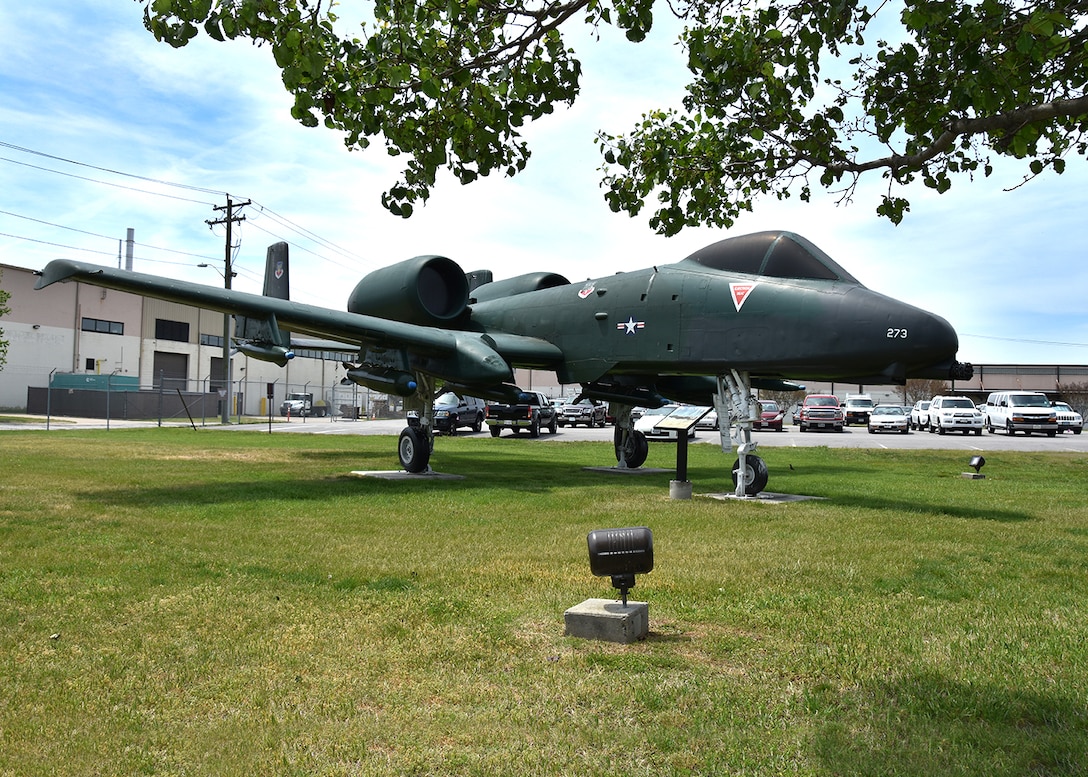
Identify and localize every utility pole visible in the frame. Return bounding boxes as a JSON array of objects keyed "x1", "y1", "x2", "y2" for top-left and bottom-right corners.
[{"x1": 206, "y1": 195, "x2": 249, "y2": 424}]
